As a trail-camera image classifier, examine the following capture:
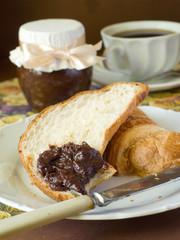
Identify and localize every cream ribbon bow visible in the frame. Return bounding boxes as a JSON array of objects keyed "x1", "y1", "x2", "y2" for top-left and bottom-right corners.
[{"x1": 23, "y1": 41, "x2": 104, "y2": 70}]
